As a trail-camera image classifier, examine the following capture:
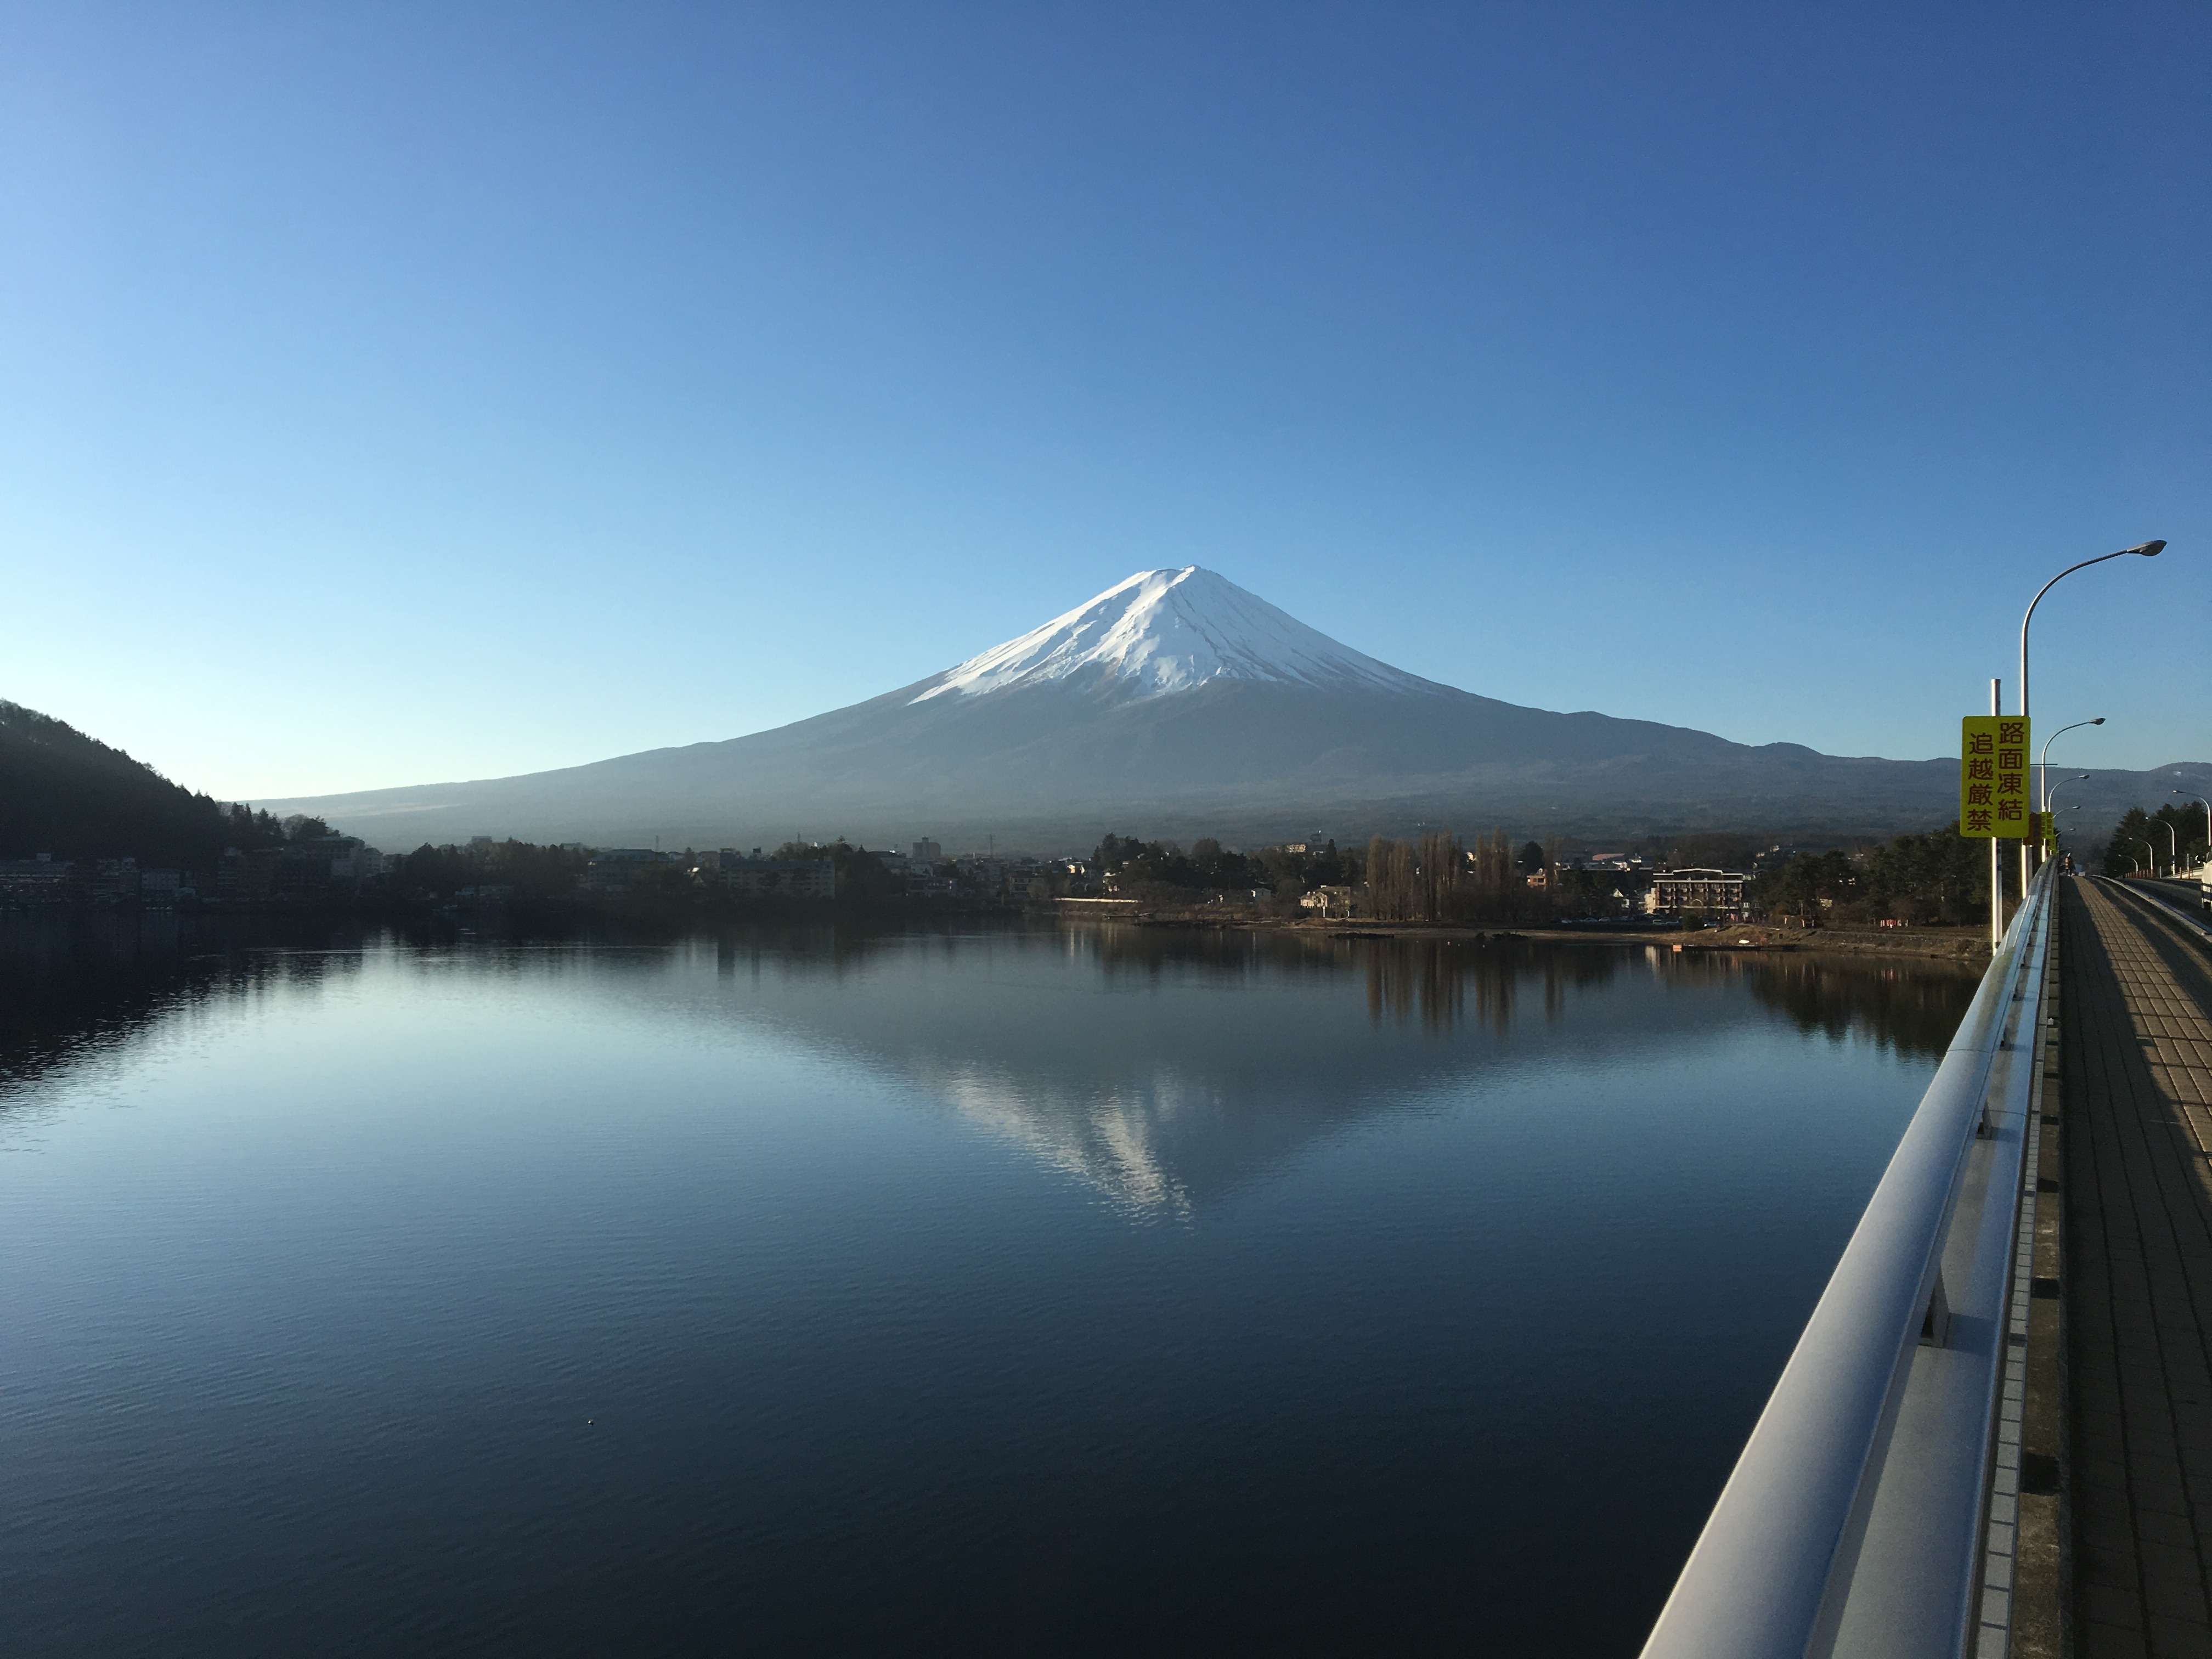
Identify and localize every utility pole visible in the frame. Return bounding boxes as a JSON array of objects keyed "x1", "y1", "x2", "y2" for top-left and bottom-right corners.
[{"x1": 1991, "y1": 679, "x2": 2004, "y2": 950}]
